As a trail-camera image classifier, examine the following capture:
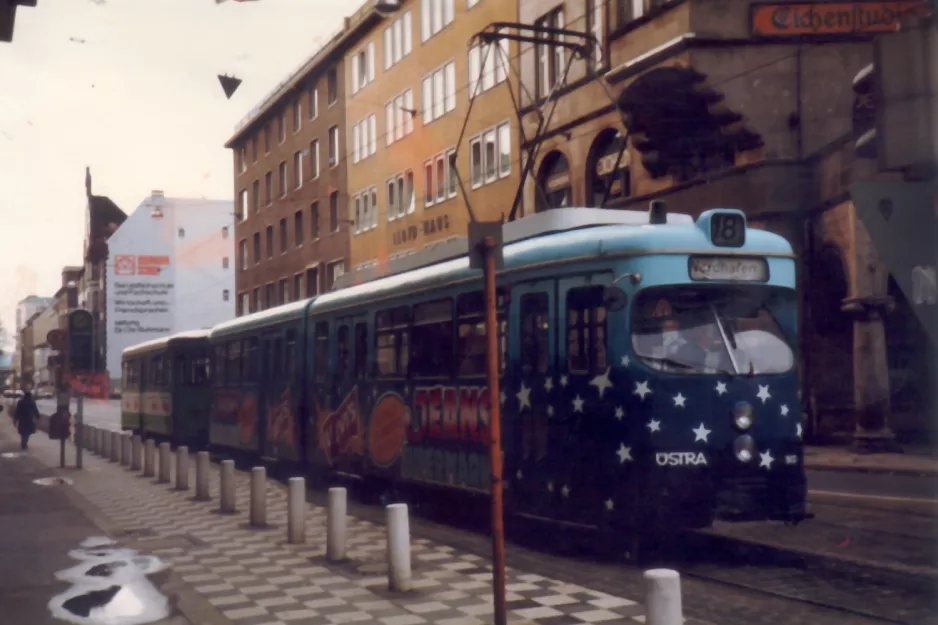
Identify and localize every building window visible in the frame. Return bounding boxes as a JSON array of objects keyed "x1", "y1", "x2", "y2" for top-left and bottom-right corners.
[
  {"x1": 264, "y1": 124, "x2": 272, "y2": 153},
  {"x1": 238, "y1": 189, "x2": 248, "y2": 221},
  {"x1": 386, "y1": 89, "x2": 414, "y2": 146},
  {"x1": 294, "y1": 210, "x2": 304, "y2": 246},
  {"x1": 279, "y1": 279, "x2": 288, "y2": 304},
  {"x1": 223, "y1": 289, "x2": 230, "y2": 302},
  {"x1": 328, "y1": 126, "x2": 339, "y2": 167},
  {"x1": 293, "y1": 274, "x2": 303, "y2": 301},
  {"x1": 266, "y1": 225, "x2": 274, "y2": 259},
  {"x1": 468, "y1": 0, "x2": 479, "y2": 7},
  {"x1": 293, "y1": 151, "x2": 303, "y2": 189},
  {"x1": 587, "y1": 0, "x2": 605, "y2": 68},
  {"x1": 252, "y1": 232, "x2": 260, "y2": 265},
  {"x1": 292, "y1": 100, "x2": 301, "y2": 132},
  {"x1": 383, "y1": 11, "x2": 413, "y2": 70},
  {"x1": 352, "y1": 186, "x2": 379, "y2": 234},
  {"x1": 535, "y1": 151, "x2": 572, "y2": 212},
  {"x1": 238, "y1": 239, "x2": 248, "y2": 270},
  {"x1": 329, "y1": 191, "x2": 339, "y2": 232},
  {"x1": 327, "y1": 68, "x2": 338, "y2": 104},
  {"x1": 238, "y1": 292, "x2": 249, "y2": 316},
  {"x1": 278, "y1": 162, "x2": 287, "y2": 197},
  {"x1": 251, "y1": 180, "x2": 260, "y2": 213},
  {"x1": 238, "y1": 146, "x2": 246, "y2": 173},
  {"x1": 222, "y1": 226, "x2": 229, "y2": 239},
  {"x1": 420, "y1": 0, "x2": 454, "y2": 43},
  {"x1": 468, "y1": 29, "x2": 508, "y2": 99},
  {"x1": 536, "y1": 8, "x2": 566, "y2": 100},
  {"x1": 326, "y1": 260, "x2": 345, "y2": 291},
  {"x1": 351, "y1": 42, "x2": 375, "y2": 94},
  {"x1": 309, "y1": 86, "x2": 318, "y2": 119},
  {"x1": 252, "y1": 287, "x2": 260, "y2": 312},
  {"x1": 222, "y1": 256, "x2": 230, "y2": 269},
  {"x1": 306, "y1": 267, "x2": 319, "y2": 296},
  {"x1": 387, "y1": 170, "x2": 415, "y2": 221},
  {"x1": 615, "y1": 0, "x2": 646, "y2": 27},
  {"x1": 311, "y1": 201, "x2": 320, "y2": 239},
  {"x1": 251, "y1": 137, "x2": 258, "y2": 162},
  {"x1": 309, "y1": 140, "x2": 320, "y2": 179},
  {"x1": 265, "y1": 283, "x2": 275, "y2": 309},
  {"x1": 469, "y1": 121, "x2": 511, "y2": 188},
  {"x1": 264, "y1": 172, "x2": 272, "y2": 205},
  {"x1": 178, "y1": 228, "x2": 185, "y2": 238},
  {"x1": 421, "y1": 61, "x2": 455, "y2": 124},
  {"x1": 352, "y1": 114, "x2": 377, "y2": 163},
  {"x1": 279, "y1": 218, "x2": 288, "y2": 254},
  {"x1": 279, "y1": 112, "x2": 287, "y2": 143}
]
